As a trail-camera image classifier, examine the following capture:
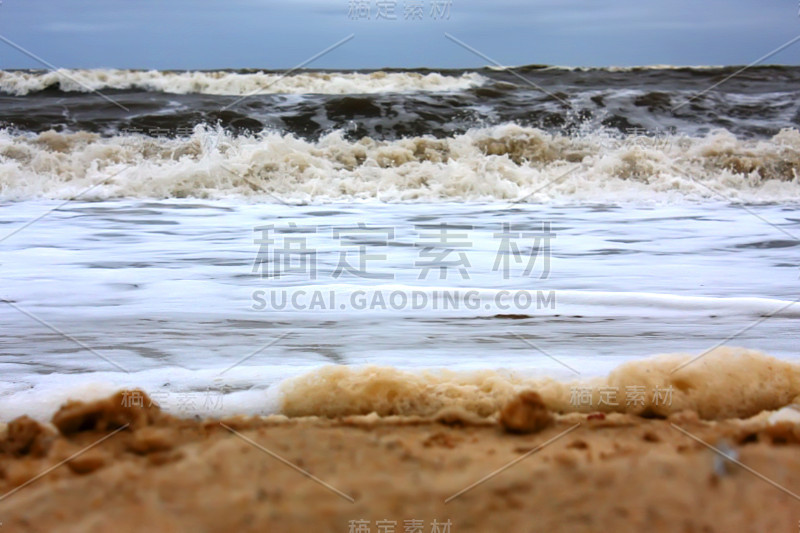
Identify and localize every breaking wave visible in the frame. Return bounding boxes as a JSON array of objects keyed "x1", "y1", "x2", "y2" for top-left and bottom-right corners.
[
  {"x1": 0, "y1": 69, "x2": 487, "y2": 96},
  {"x1": 2, "y1": 124, "x2": 800, "y2": 202}
]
